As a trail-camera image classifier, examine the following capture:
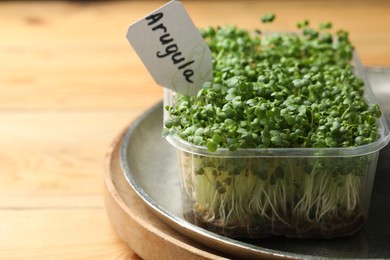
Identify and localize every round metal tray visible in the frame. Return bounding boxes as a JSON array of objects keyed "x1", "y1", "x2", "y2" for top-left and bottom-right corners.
[{"x1": 120, "y1": 68, "x2": 390, "y2": 259}]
